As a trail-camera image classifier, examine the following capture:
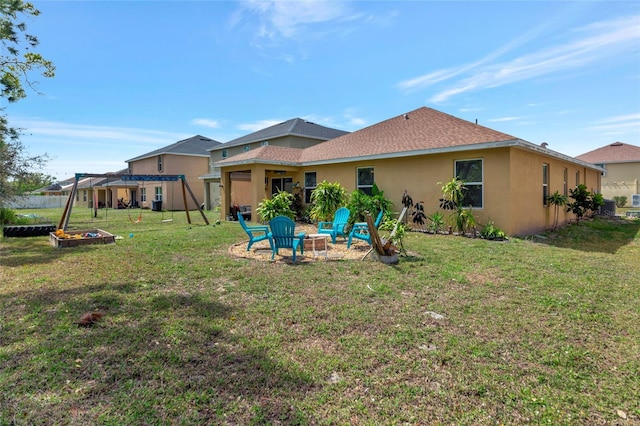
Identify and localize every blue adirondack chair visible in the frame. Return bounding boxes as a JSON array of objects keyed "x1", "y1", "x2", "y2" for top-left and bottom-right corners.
[
  {"x1": 347, "y1": 210, "x2": 384, "y2": 248},
  {"x1": 237, "y1": 213, "x2": 271, "y2": 251},
  {"x1": 268, "y1": 216, "x2": 305, "y2": 261},
  {"x1": 317, "y1": 207, "x2": 351, "y2": 243}
]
